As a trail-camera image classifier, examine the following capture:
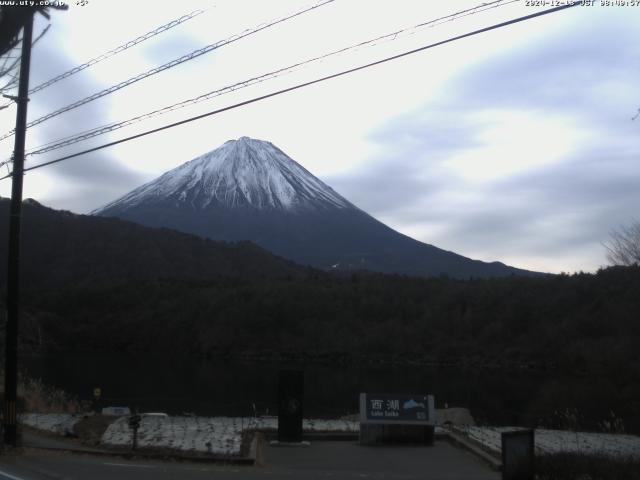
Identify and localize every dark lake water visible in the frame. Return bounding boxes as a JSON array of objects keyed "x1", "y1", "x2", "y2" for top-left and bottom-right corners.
[{"x1": 21, "y1": 354, "x2": 639, "y2": 433}]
